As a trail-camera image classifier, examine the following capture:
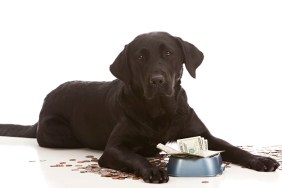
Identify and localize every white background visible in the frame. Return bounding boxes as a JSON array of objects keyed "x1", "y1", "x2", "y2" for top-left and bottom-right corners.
[{"x1": 0, "y1": 0, "x2": 281, "y2": 146}]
